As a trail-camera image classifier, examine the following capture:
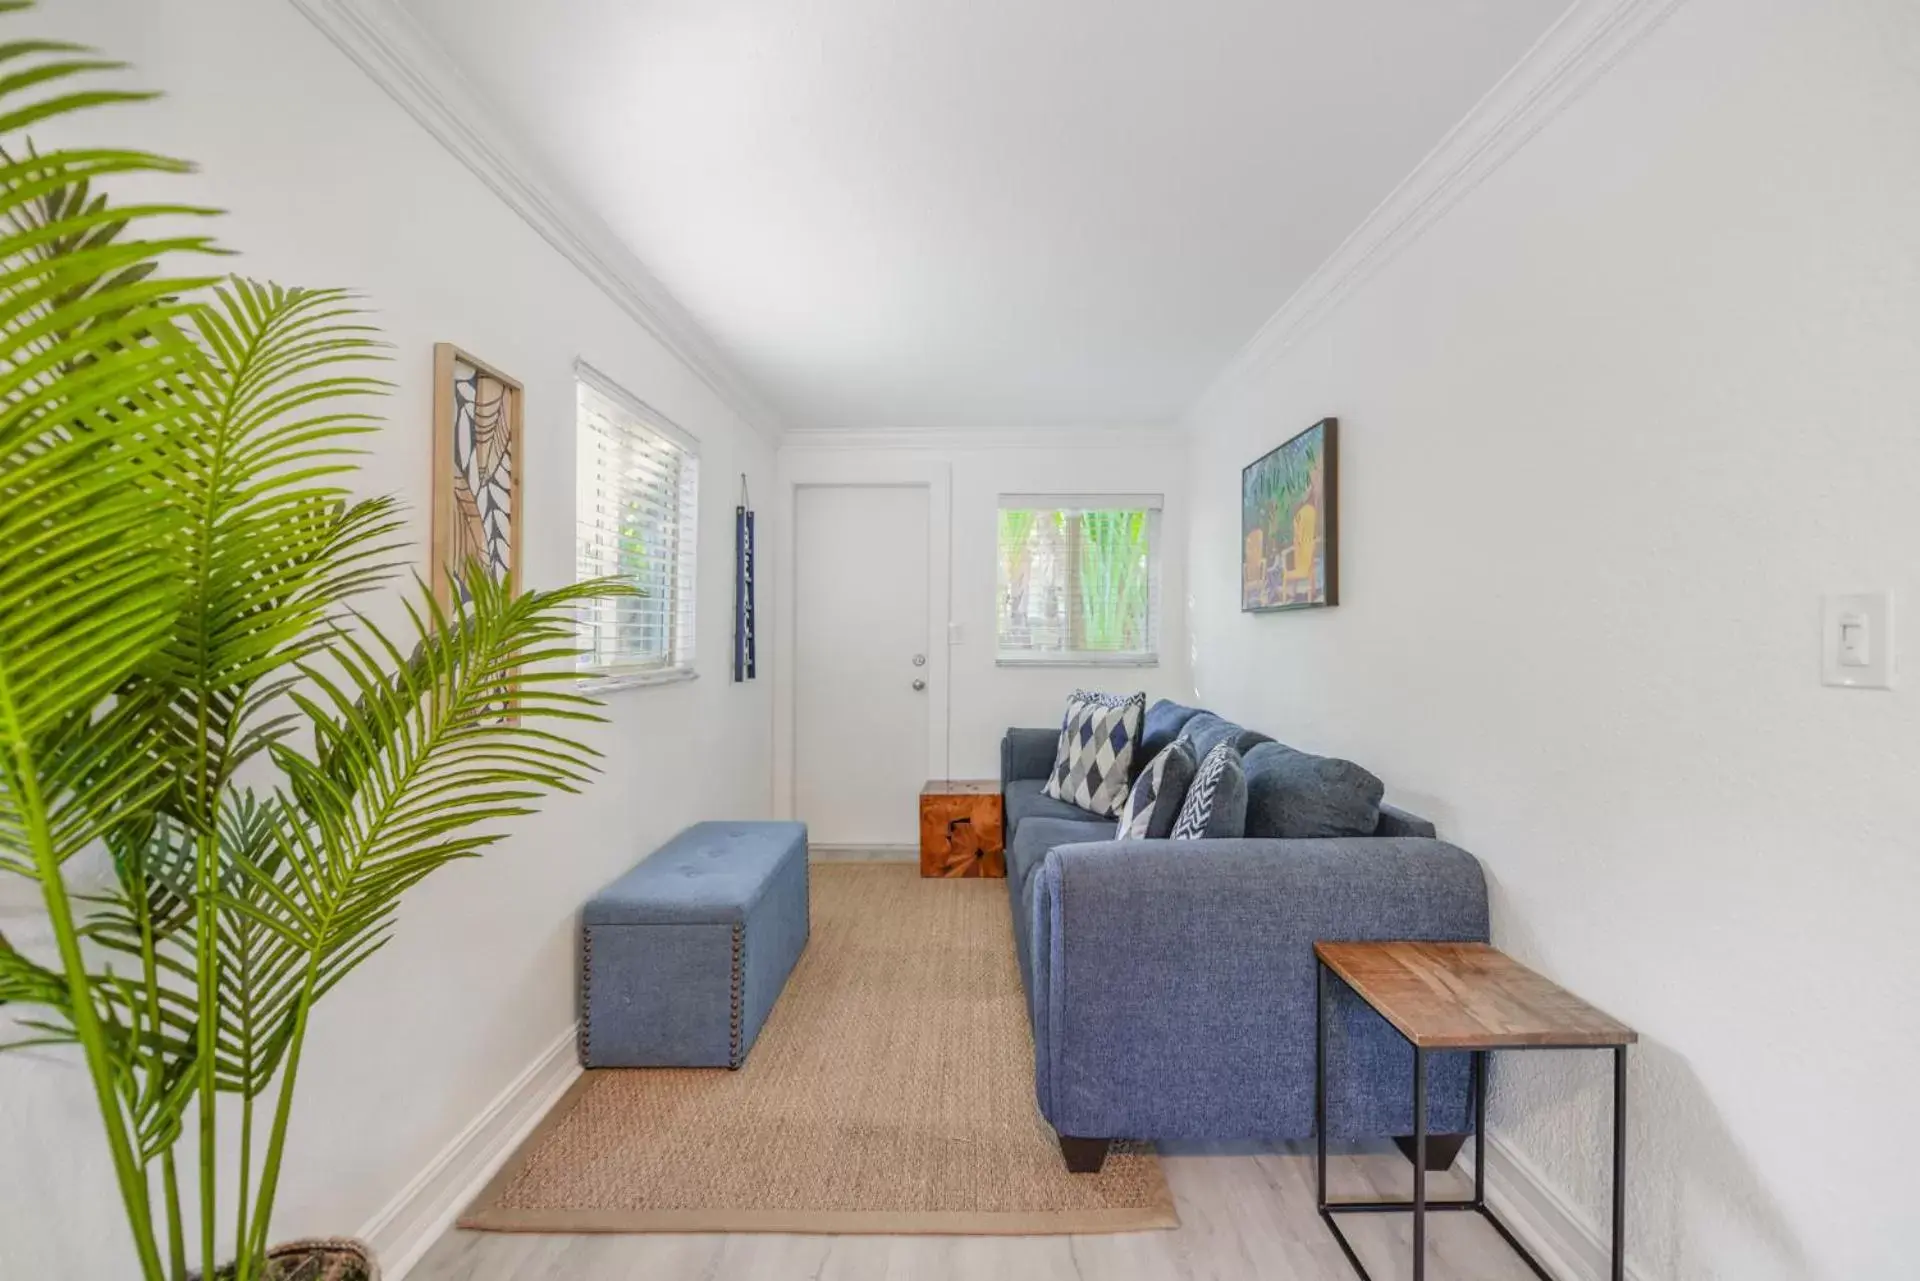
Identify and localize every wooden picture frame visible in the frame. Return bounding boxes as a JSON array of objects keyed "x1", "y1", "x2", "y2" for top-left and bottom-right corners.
[
  {"x1": 431, "y1": 343, "x2": 524, "y2": 605},
  {"x1": 1241, "y1": 417, "x2": 1339, "y2": 612}
]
